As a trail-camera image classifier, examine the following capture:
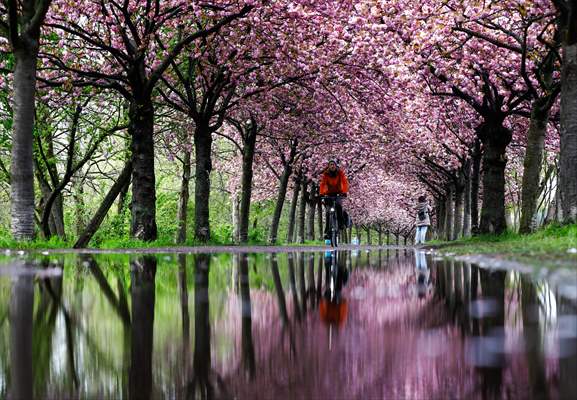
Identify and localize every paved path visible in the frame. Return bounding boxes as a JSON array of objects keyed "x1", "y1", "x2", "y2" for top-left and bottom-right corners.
[{"x1": 43, "y1": 244, "x2": 409, "y2": 255}]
